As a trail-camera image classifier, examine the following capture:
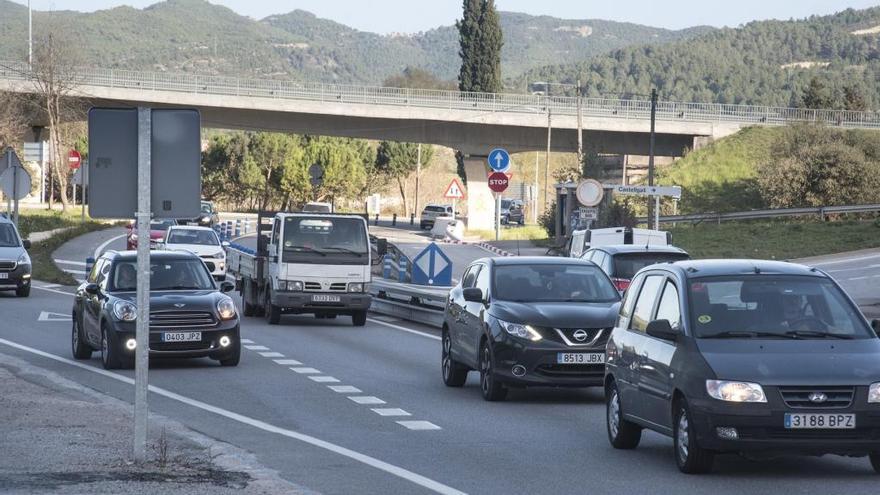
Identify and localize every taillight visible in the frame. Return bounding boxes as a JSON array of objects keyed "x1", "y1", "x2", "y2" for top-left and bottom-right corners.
[{"x1": 612, "y1": 278, "x2": 631, "y2": 292}]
